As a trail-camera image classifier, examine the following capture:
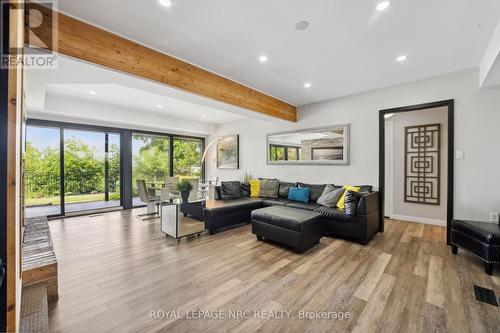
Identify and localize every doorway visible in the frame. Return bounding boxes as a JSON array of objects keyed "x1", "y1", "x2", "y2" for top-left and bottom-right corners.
[{"x1": 379, "y1": 100, "x2": 454, "y2": 244}]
